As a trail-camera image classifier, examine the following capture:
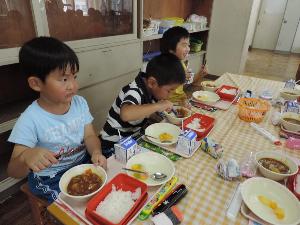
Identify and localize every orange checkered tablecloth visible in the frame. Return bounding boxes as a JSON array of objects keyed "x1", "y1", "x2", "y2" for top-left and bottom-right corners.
[{"x1": 132, "y1": 73, "x2": 300, "y2": 225}]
